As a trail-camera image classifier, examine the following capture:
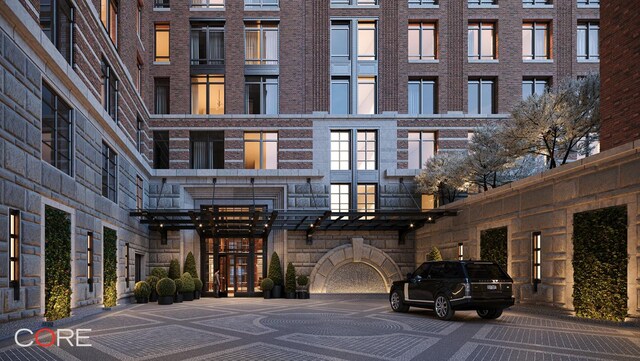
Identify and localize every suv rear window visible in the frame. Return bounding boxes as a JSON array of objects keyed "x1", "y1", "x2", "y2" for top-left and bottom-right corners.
[
  {"x1": 464, "y1": 263, "x2": 509, "y2": 280},
  {"x1": 428, "y1": 262, "x2": 465, "y2": 279}
]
